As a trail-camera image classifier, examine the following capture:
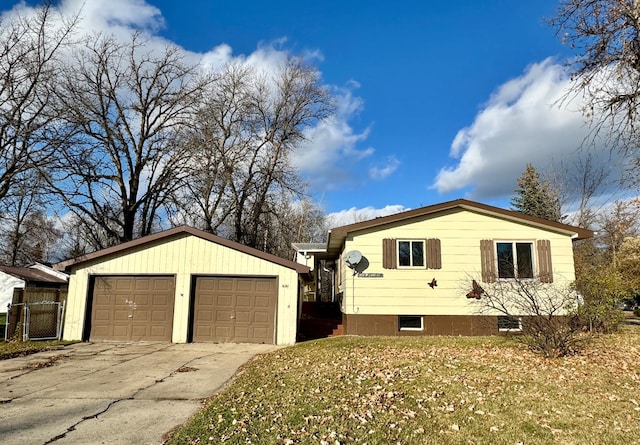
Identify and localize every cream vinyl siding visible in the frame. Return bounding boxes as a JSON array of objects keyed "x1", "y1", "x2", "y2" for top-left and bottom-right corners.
[
  {"x1": 63, "y1": 234, "x2": 299, "y2": 344},
  {"x1": 340, "y1": 208, "x2": 577, "y2": 316}
]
